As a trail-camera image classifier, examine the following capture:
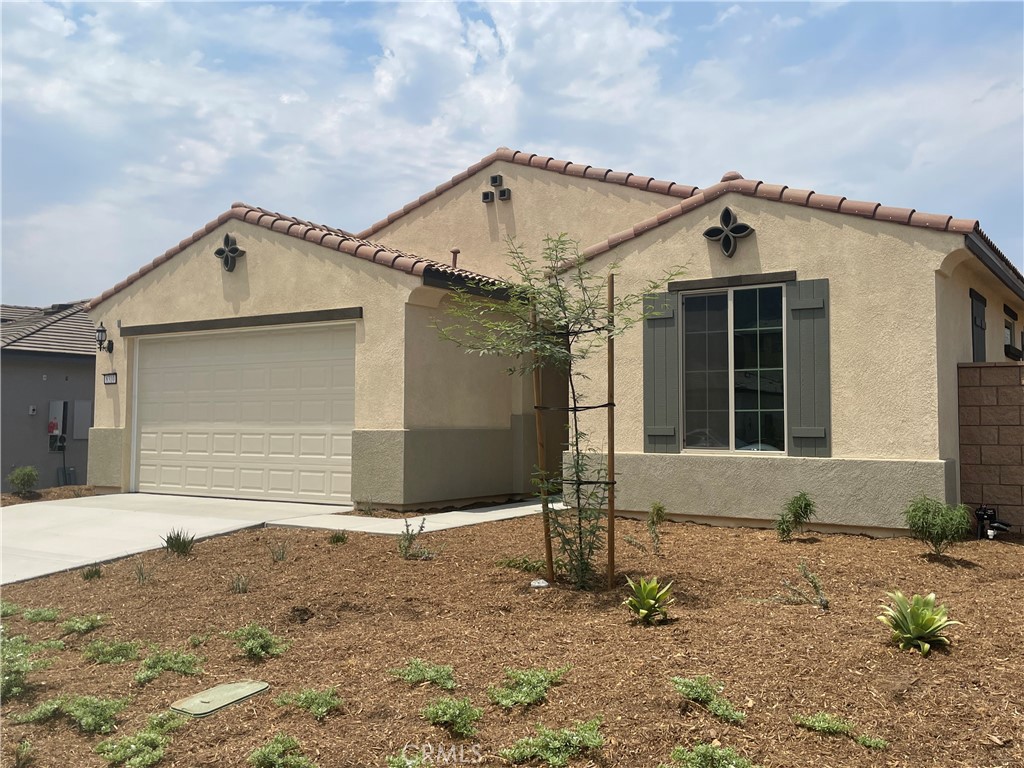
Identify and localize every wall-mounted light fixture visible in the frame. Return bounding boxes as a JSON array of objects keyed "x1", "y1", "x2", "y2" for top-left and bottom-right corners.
[
  {"x1": 95, "y1": 322, "x2": 114, "y2": 353},
  {"x1": 489, "y1": 174, "x2": 503, "y2": 187},
  {"x1": 482, "y1": 191, "x2": 495, "y2": 203},
  {"x1": 498, "y1": 188, "x2": 512, "y2": 201}
]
